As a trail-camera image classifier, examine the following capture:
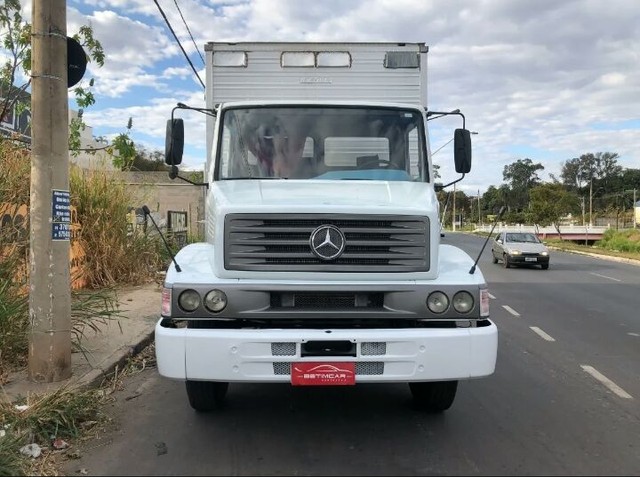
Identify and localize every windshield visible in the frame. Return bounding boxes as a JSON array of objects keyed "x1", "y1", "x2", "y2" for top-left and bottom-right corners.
[
  {"x1": 216, "y1": 106, "x2": 427, "y2": 181},
  {"x1": 506, "y1": 233, "x2": 541, "y2": 243}
]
